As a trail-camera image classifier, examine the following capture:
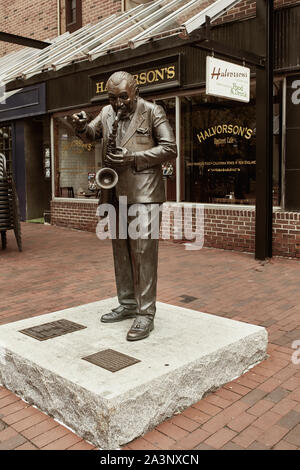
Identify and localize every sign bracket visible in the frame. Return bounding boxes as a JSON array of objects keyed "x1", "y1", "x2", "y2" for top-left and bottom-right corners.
[
  {"x1": 0, "y1": 31, "x2": 50, "y2": 49},
  {"x1": 189, "y1": 16, "x2": 264, "y2": 68}
]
